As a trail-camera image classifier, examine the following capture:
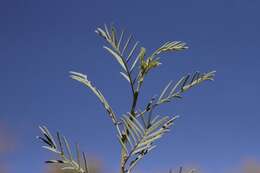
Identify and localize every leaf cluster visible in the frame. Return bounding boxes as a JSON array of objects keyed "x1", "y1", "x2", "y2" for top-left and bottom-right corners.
[
  {"x1": 118, "y1": 114, "x2": 179, "y2": 173},
  {"x1": 37, "y1": 126, "x2": 89, "y2": 173},
  {"x1": 95, "y1": 24, "x2": 188, "y2": 95},
  {"x1": 38, "y1": 24, "x2": 215, "y2": 173},
  {"x1": 157, "y1": 71, "x2": 216, "y2": 105}
]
